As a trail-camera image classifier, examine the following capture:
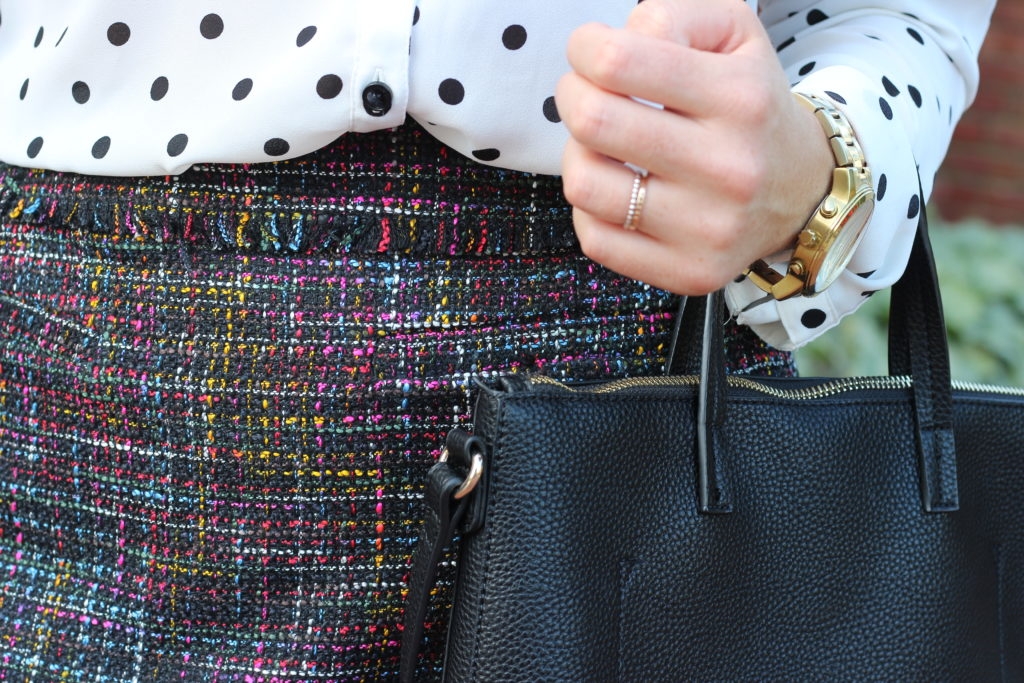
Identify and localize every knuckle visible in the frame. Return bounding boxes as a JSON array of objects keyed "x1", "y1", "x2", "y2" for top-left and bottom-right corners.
[
  {"x1": 703, "y1": 152, "x2": 764, "y2": 207},
  {"x1": 590, "y1": 35, "x2": 633, "y2": 86},
  {"x1": 725, "y1": 163, "x2": 764, "y2": 205},
  {"x1": 629, "y1": 1, "x2": 675, "y2": 39},
  {"x1": 742, "y1": 85, "x2": 776, "y2": 123},
  {"x1": 560, "y1": 169, "x2": 599, "y2": 210},
  {"x1": 575, "y1": 226, "x2": 612, "y2": 265},
  {"x1": 692, "y1": 208, "x2": 745, "y2": 255},
  {"x1": 566, "y1": 93, "x2": 612, "y2": 145}
]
